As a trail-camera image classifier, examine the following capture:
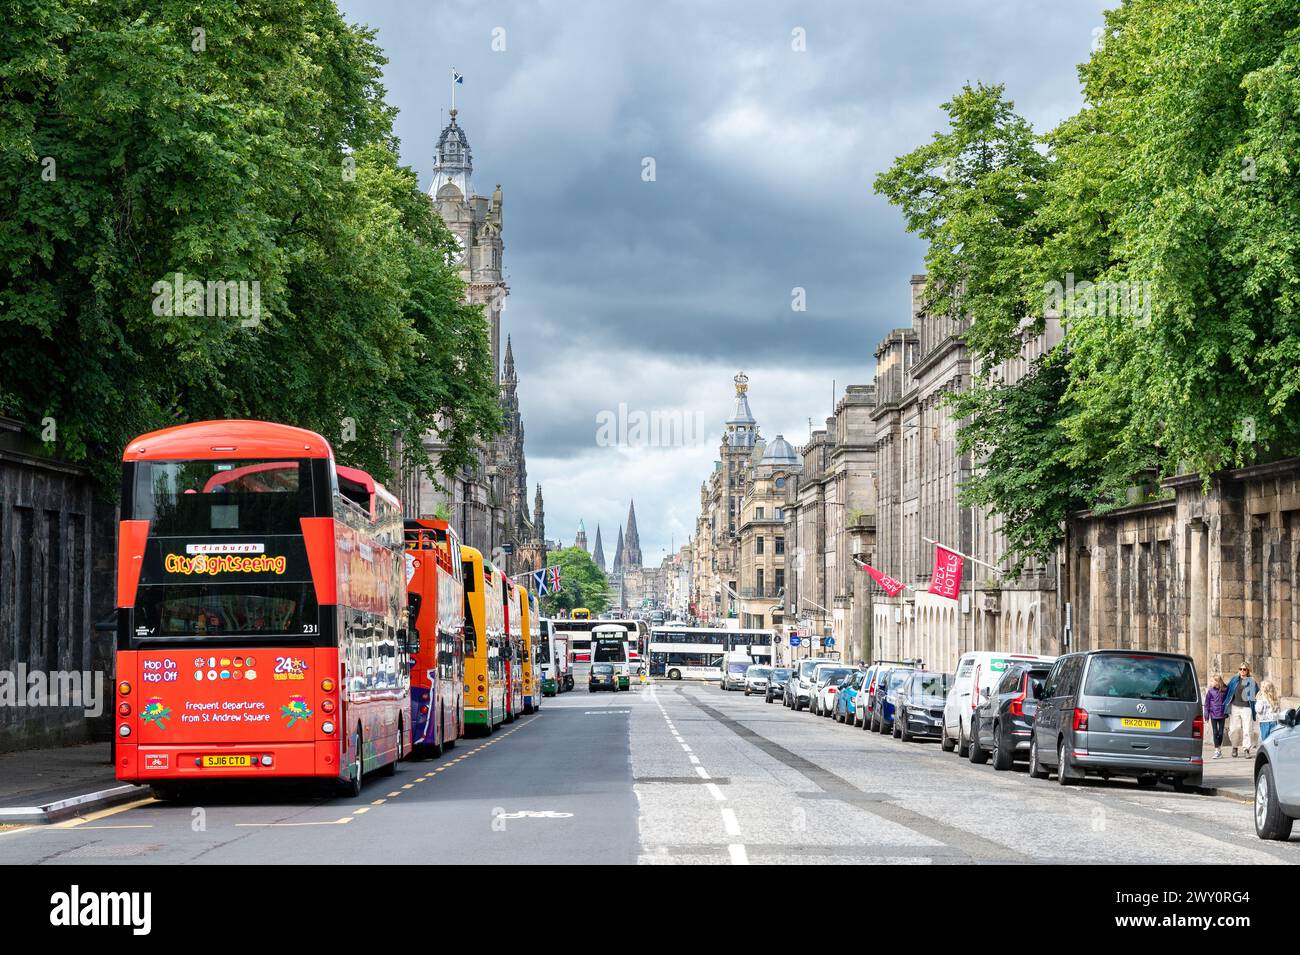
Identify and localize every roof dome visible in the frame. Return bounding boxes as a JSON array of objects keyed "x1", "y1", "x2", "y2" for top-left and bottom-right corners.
[{"x1": 760, "y1": 434, "x2": 799, "y2": 466}]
